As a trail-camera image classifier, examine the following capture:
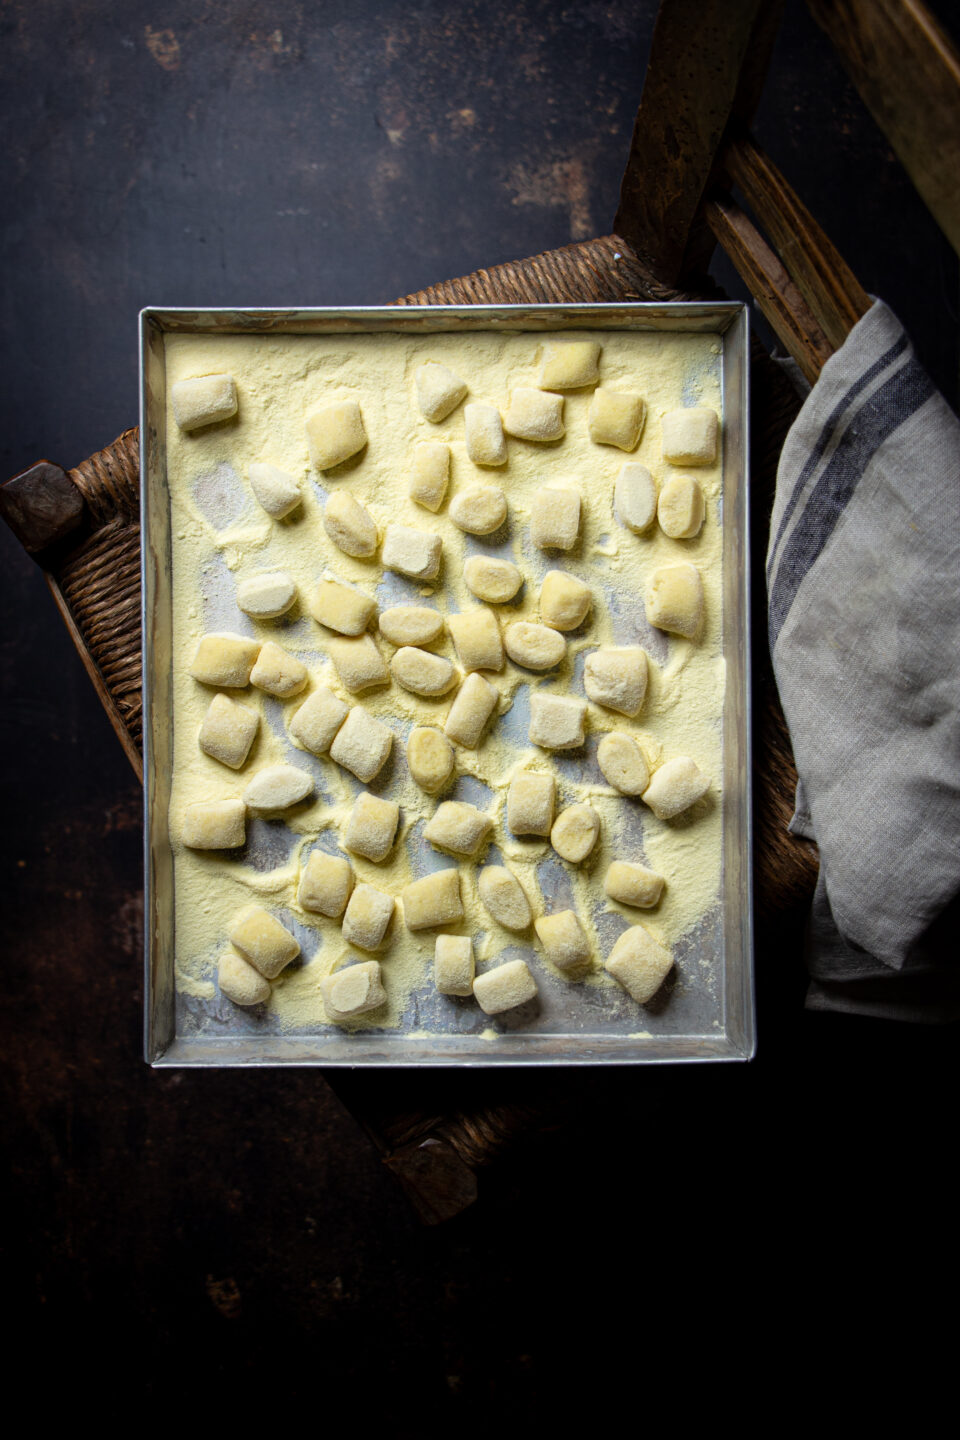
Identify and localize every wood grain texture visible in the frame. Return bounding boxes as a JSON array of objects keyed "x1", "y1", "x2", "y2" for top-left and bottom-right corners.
[
  {"x1": 705, "y1": 197, "x2": 835, "y2": 384},
  {"x1": 807, "y1": 0, "x2": 960, "y2": 256},
  {"x1": 614, "y1": 0, "x2": 781, "y2": 284},
  {"x1": 0, "y1": 461, "x2": 85, "y2": 553},
  {"x1": 722, "y1": 130, "x2": 871, "y2": 349}
]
